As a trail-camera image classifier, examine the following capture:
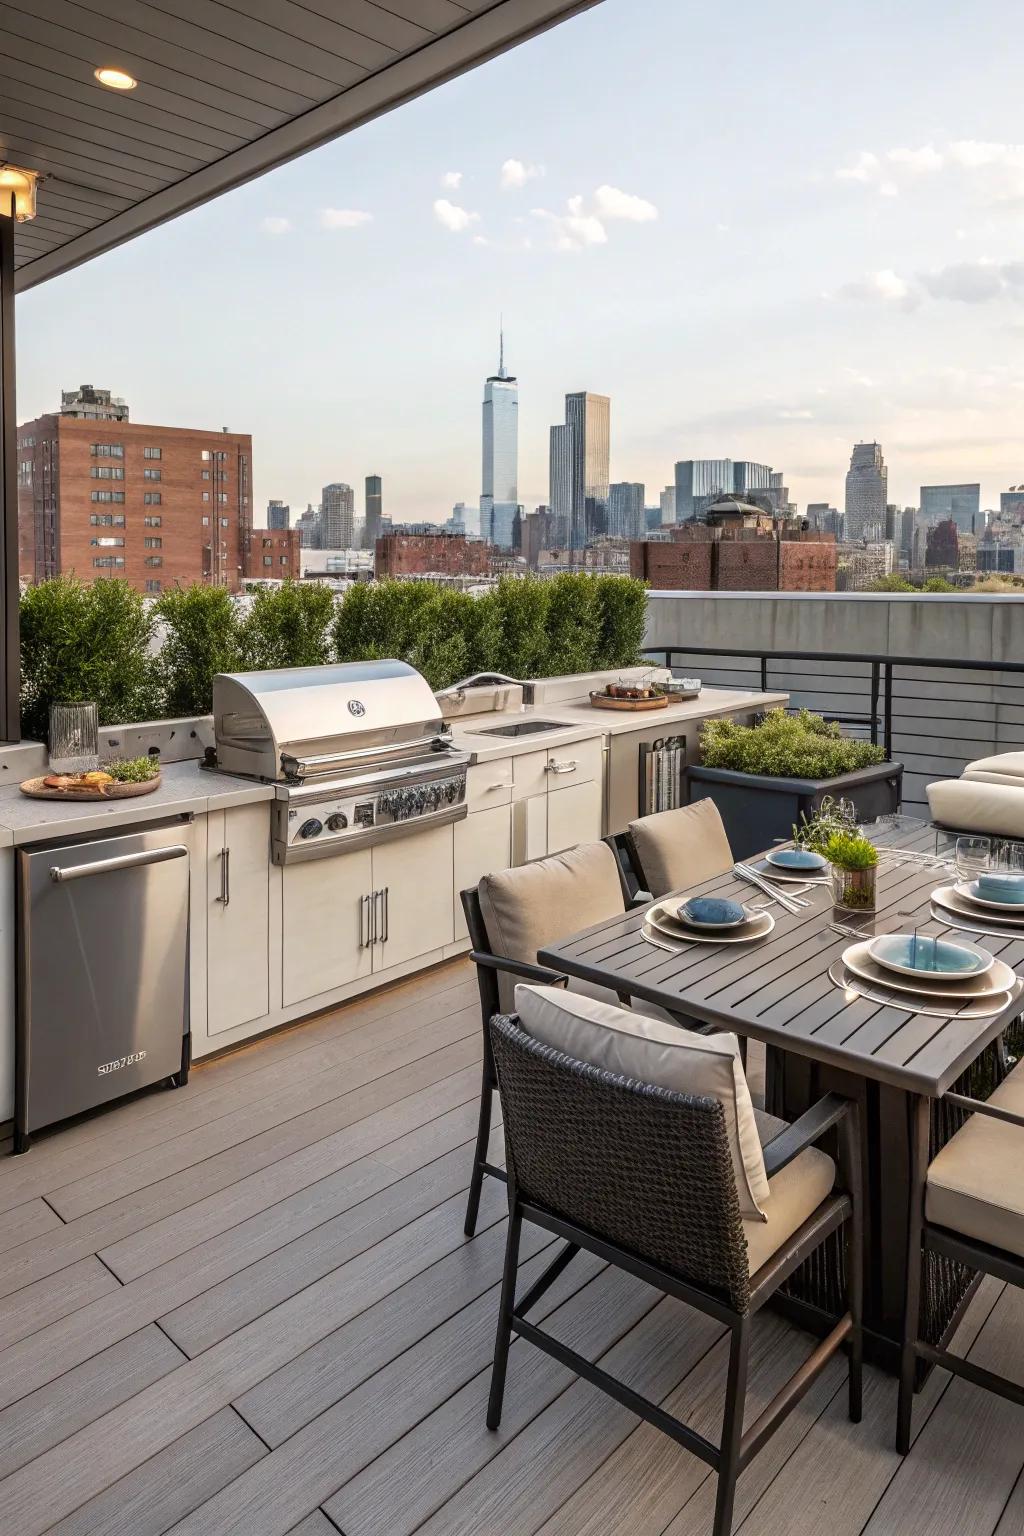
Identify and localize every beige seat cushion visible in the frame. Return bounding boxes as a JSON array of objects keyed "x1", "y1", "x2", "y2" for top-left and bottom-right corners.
[
  {"x1": 514, "y1": 983, "x2": 770, "y2": 1218},
  {"x1": 926, "y1": 777, "x2": 1024, "y2": 840},
  {"x1": 478, "y1": 842, "x2": 625, "y2": 1013},
  {"x1": 963, "y1": 751, "x2": 1024, "y2": 784},
  {"x1": 628, "y1": 799, "x2": 733, "y2": 898},
  {"x1": 925, "y1": 1059, "x2": 1024, "y2": 1258},
  {"x1": 745, "y1": 1110, "x2": 837, "y2": 1276}
]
